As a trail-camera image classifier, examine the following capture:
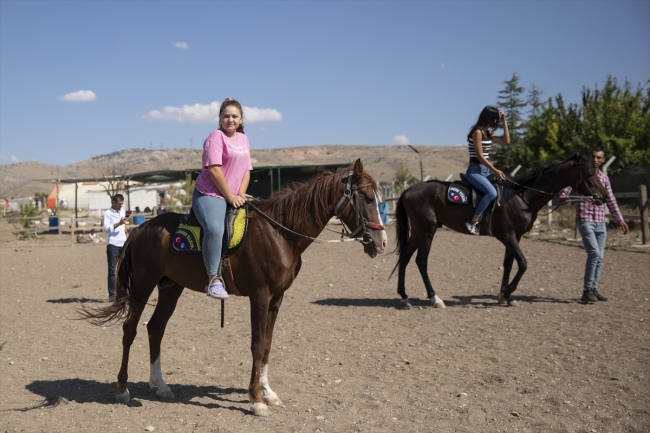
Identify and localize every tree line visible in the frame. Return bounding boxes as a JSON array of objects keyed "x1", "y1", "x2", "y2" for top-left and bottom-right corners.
[{"x1": 493, "y1": 73, "x2": 649, "y2": 174}]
